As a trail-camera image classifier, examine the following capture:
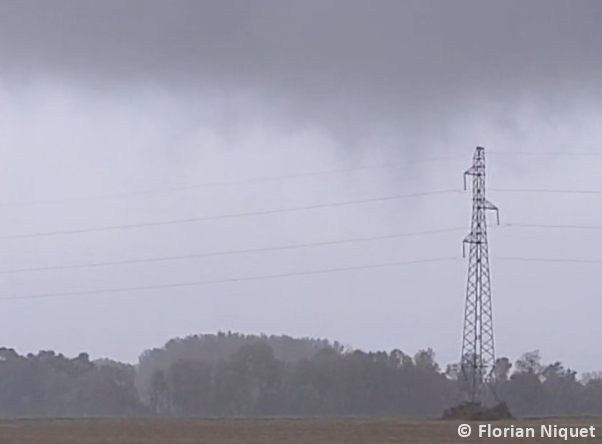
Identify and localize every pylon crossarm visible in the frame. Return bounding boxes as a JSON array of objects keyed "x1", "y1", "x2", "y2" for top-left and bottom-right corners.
[{"x1": 463, "y1": 170, "x2": 473, "y2": 190}]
